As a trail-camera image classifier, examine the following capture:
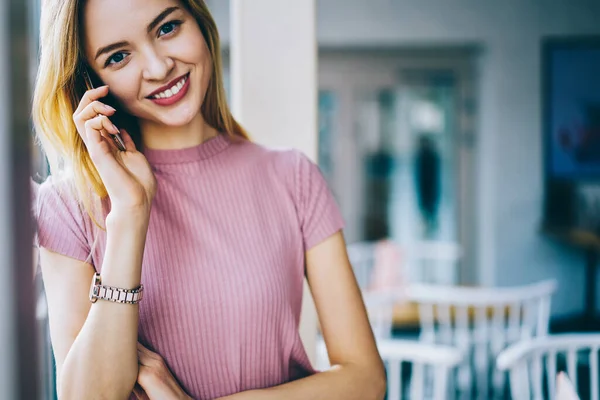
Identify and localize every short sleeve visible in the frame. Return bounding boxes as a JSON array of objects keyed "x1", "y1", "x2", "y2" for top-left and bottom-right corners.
[
  {"x1": 34, "y1": 177, "x2": 92, "y2": 263},
  {"x1": 295, "y1": 151, "x2": 345, "y2": 250}
]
